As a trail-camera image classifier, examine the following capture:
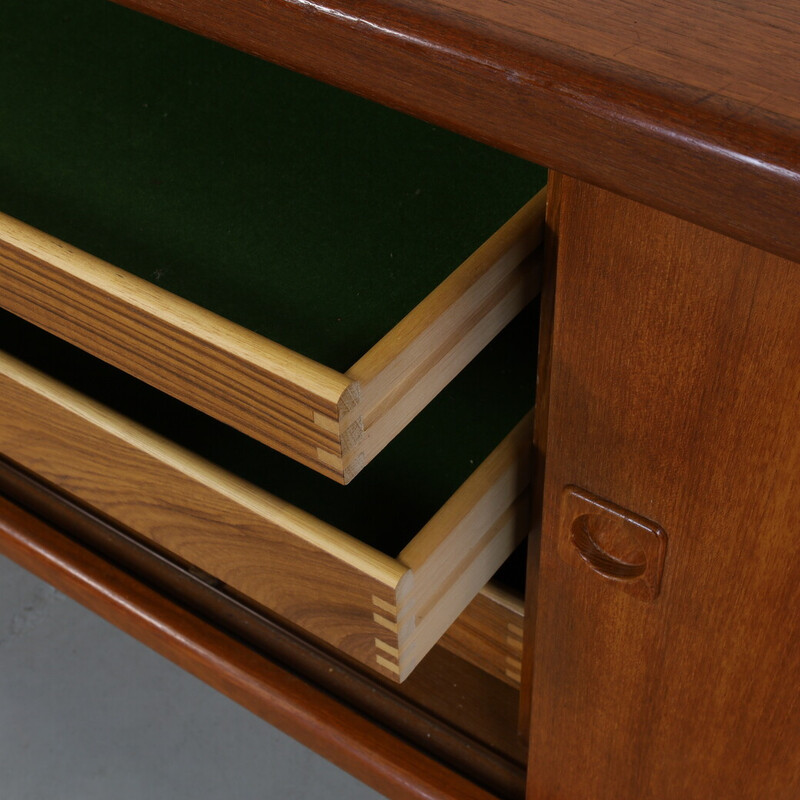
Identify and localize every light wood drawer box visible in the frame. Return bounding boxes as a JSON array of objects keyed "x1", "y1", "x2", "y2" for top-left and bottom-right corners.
[
  {"x1": 0, "y1": 0, "x2": 546, "y2": 484},
  {"x1": 0, "y1": 311, "x2": 534, "y2": 682}
]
